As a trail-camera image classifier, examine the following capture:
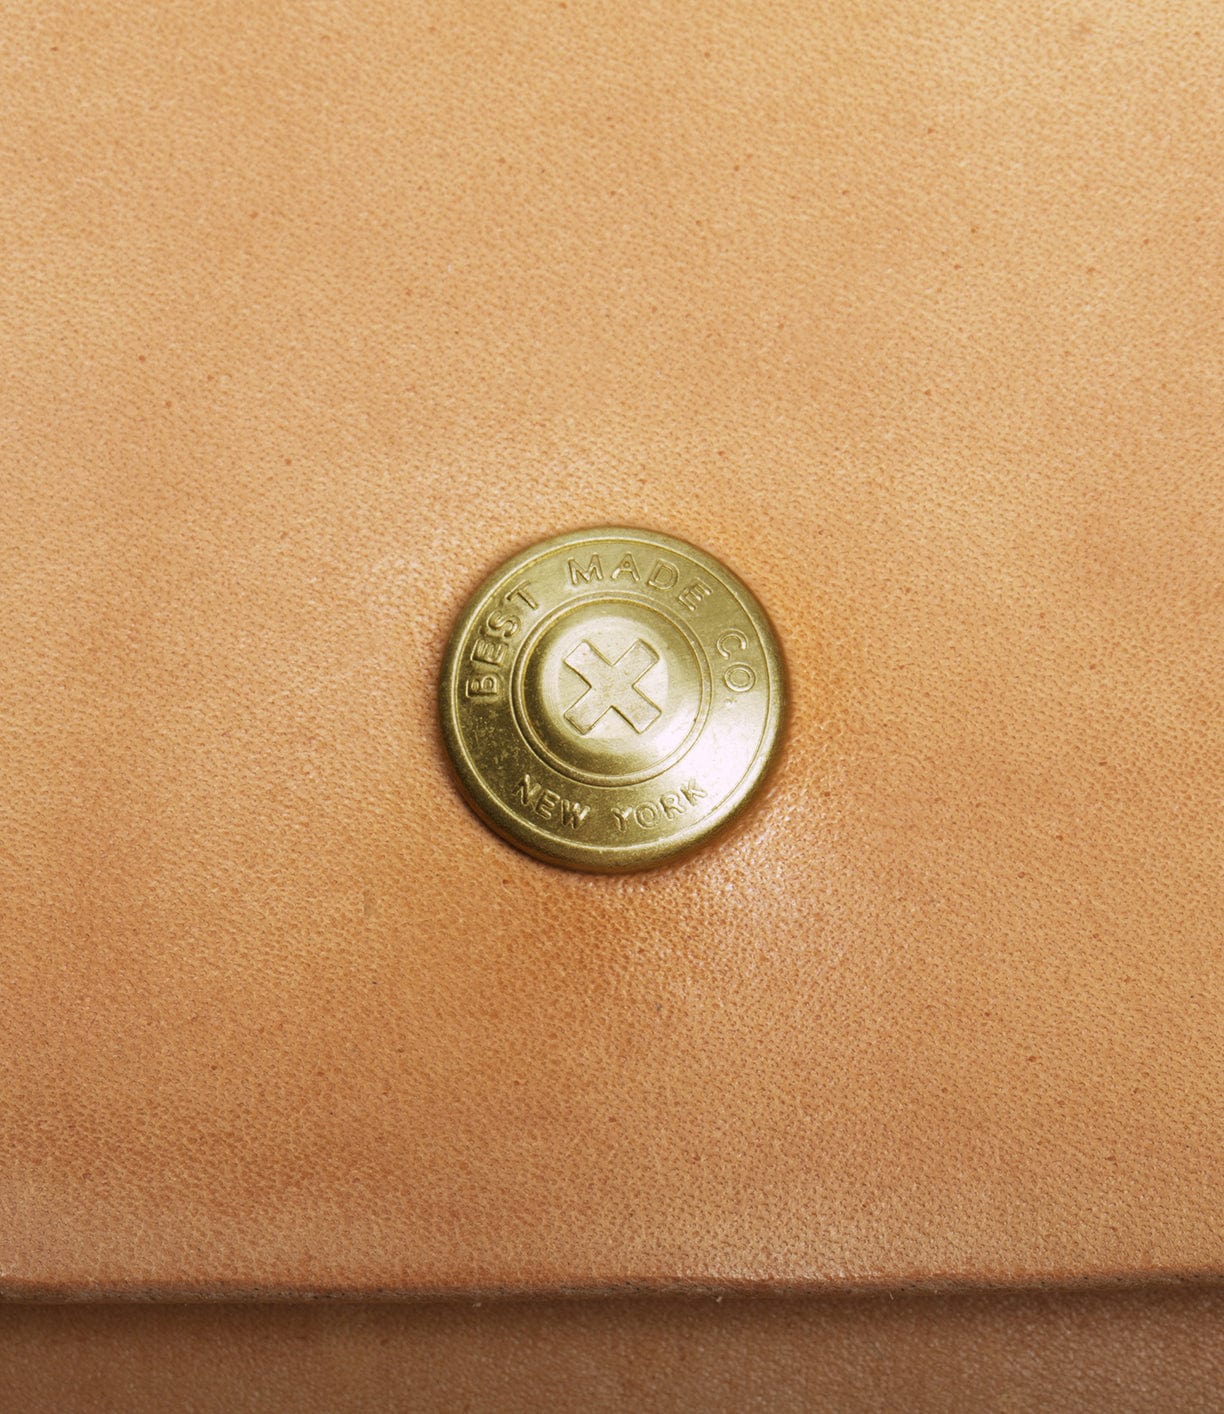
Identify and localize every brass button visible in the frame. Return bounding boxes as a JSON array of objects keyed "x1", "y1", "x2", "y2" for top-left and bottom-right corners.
[{"x1": 439, "y1": 527, "x2": 785, "y2": 871}]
